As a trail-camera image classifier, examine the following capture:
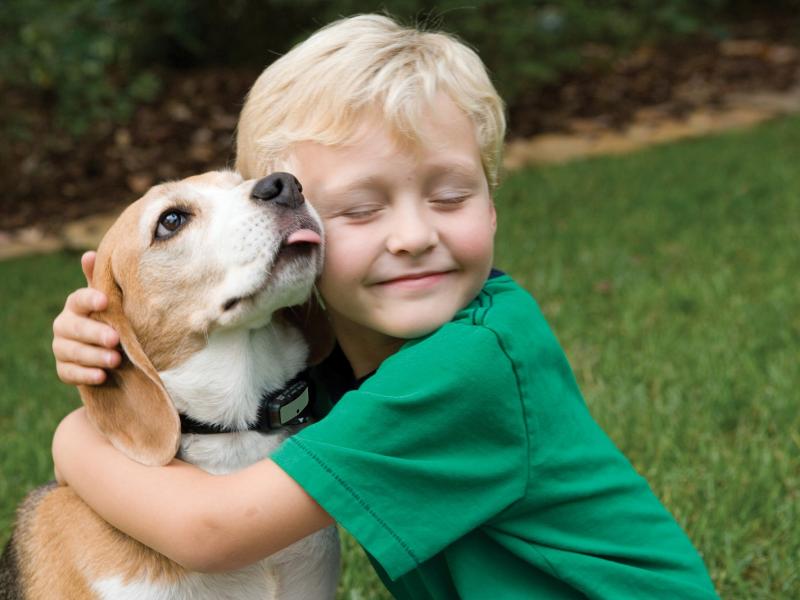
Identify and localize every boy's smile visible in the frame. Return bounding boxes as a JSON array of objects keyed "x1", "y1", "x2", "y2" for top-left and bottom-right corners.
[{"x1": 289, "y1": 94, "x2": 496, "y2": 376}]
